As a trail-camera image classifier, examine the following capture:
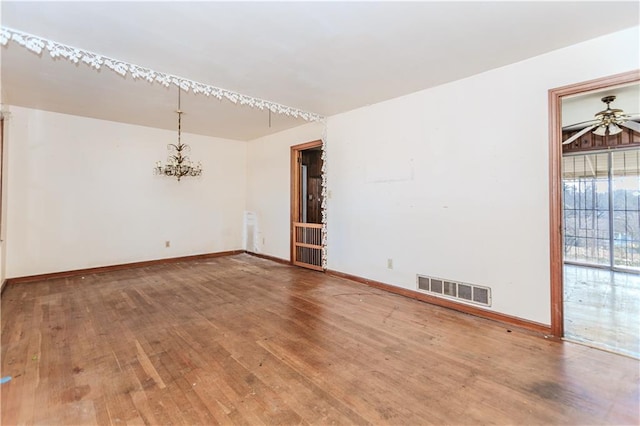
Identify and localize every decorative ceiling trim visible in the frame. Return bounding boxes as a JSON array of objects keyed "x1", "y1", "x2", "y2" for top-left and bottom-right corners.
[{"x1": 0, "y1": 26, "x2": 325, "y2": 122}]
